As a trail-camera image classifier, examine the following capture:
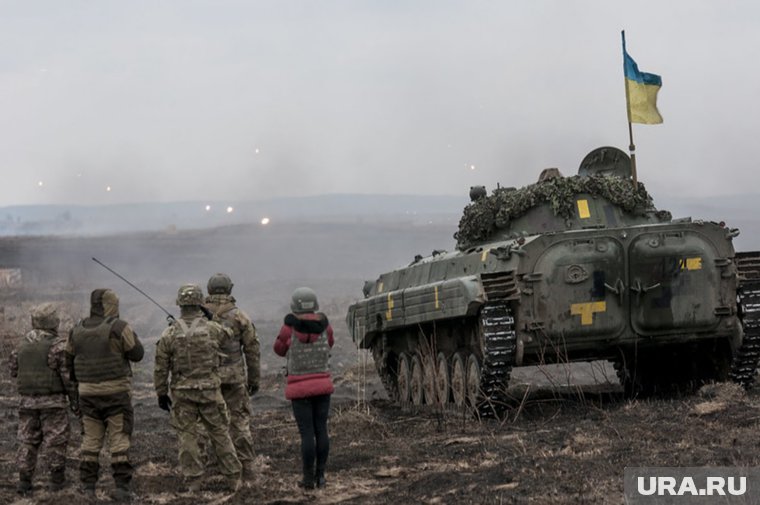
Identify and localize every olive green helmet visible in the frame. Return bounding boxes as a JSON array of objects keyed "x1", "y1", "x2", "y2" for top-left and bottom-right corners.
[
  {"x1": 291, "y1": 287, "x2": 319, "y2": 313},
  {"x1": 207, "y1": 273, "x2": 234, "y2": 295},
  {"x1": 176, "y1": 284, "x2": 204, "y2": 306},
  {"x1": 31, "y1": 302, "x2": 59, "y2": 330}
]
